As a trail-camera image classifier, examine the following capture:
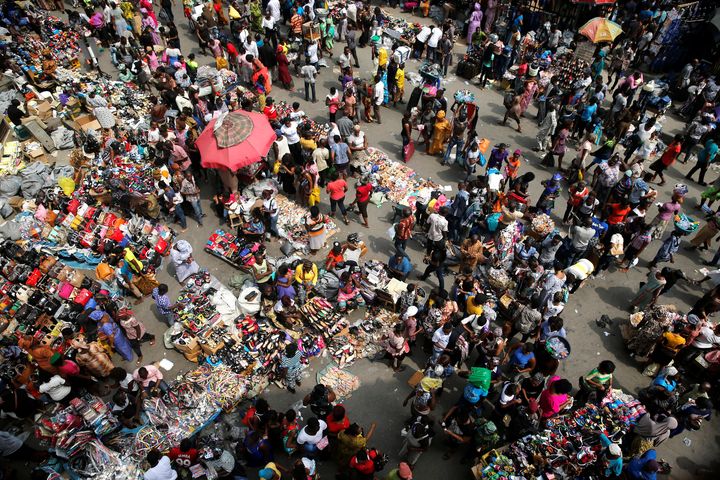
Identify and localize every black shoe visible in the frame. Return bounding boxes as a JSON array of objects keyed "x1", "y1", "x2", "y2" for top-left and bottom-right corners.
[{"x1": 287, "y1": 386, "x2": 296, "y2": 394}]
